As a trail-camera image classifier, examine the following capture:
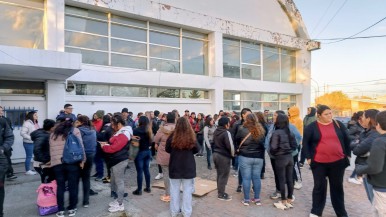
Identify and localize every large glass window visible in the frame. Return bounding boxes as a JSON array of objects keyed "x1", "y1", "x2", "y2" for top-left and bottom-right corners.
[
  {"x1": 223, "y1": 38, "x2": 240, "y2": 78},
  {"x1": 150, "y1": 88, "x2": 180, "y2": 98},
  {"x1": 0, "y1": 0, "x2": 44, "y2": 49},
  {"x1": 263, "y1": 46, "x2": 280, "y2": 82},
  {"x1": 182, "y1": 36, "x2": 208, "y2": 75},
  {"x1": 281, "y1": 51, "x2": 296, "y2": 83},
  {"x1": 0, "y1": 80, "x2": 44, "y2": 94},
  {"x1": 111, "y1": 86, "x2": 148, "y2": 97}
]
